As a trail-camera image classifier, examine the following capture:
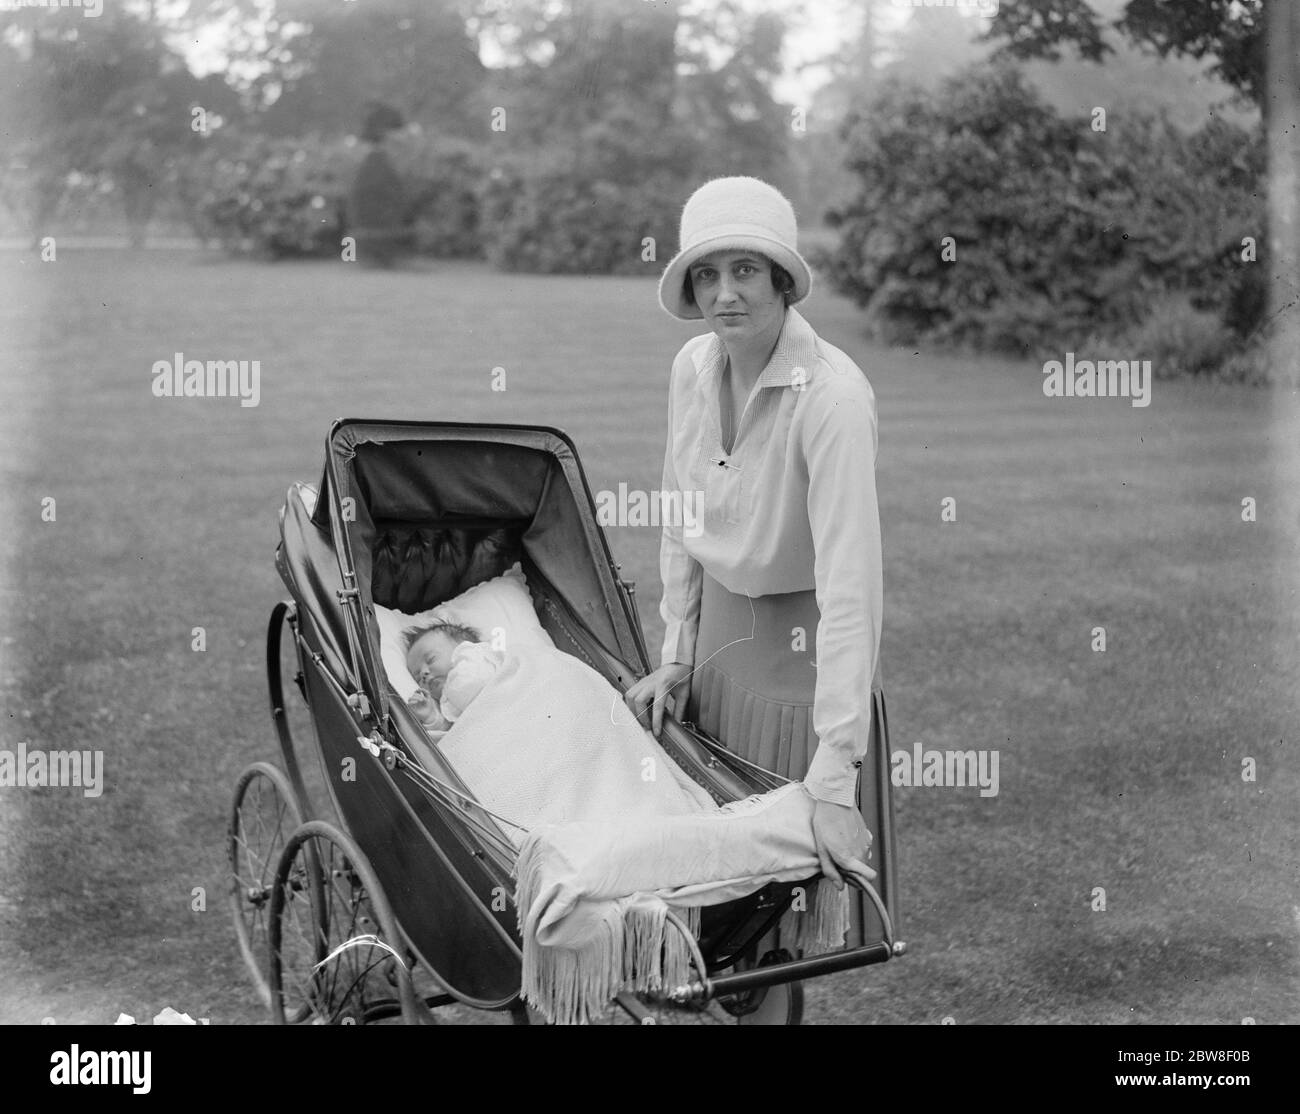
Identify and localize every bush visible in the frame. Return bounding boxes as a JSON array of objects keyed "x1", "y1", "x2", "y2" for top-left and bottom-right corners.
[
  {"x1": 480, "y1": 159, "x2": 683, "y2": 275},
  {"x1": 1215, "y1": 338, "x2": 1273, "y2": 385},
  {"x1": 1083, "y1": 296, "x2": 1237, "y2": 380},
  {"x1": 1221, "y1": 264, "x2": 1268, "y2": 339},
  {"x1": 183, "y1": 134, "x2": 359, "y2": 259},
  {"x1": 387, "y1": 131, "x2": 484, "y2": 259},
  {"x1": 181, "y1": 129, "x2": 489, "y2": 261},
  {"x1": 477, "y1": 105, "x2": 701, "y2": 275},
  {"x1": 823, "y1": 65, "x2": 1265, "y2": 361}
]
